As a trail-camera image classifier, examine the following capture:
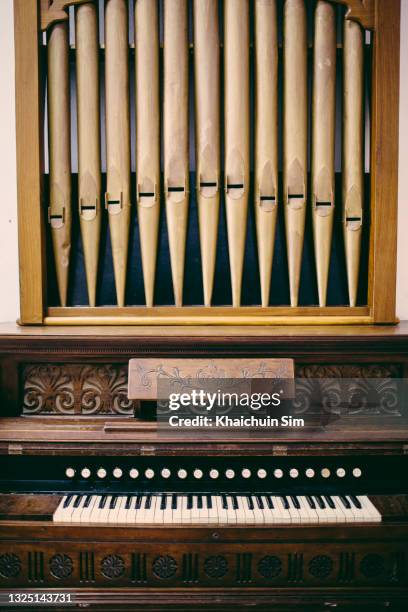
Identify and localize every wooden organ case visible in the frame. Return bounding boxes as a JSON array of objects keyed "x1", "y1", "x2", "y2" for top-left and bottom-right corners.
[{"x1": 2, "y1": 0, "x2": 407, "y2": 609}]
